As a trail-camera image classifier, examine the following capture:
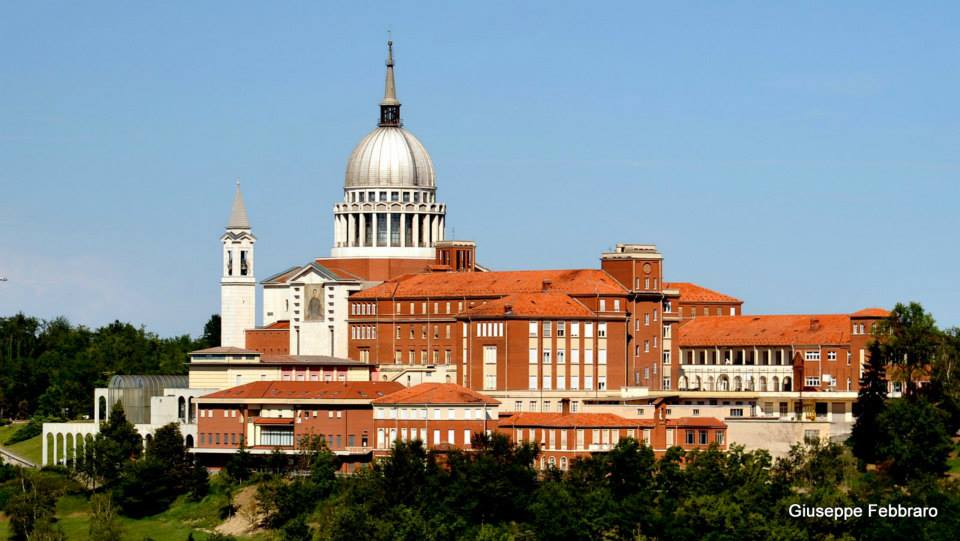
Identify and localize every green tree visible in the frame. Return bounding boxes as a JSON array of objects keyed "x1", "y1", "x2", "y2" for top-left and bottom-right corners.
[
  {"x1": 850, "y1": 340, "x2": 888, "y2": 466},
  {"x1": 88, "y1": 493, "x2": 122, "y2": 541},
  {"x1": 114, "y1": 423, "x2": 207, "y2": 516},
  {"x1": 4, "y1": 470, "x2": 62, "y2": 541},
  {"x1": 225, "y1": 438, "x2": 253, "y2": 483},
  {"x1": 874, "y1": 398, "x2": 953, "y2": 483},
  {"x1": 201, "y1": 315, "x2": 221, "y2": 349},
  {"x1": 874, "y1": 302, "x2": 940, "y2": 397},
  {"x1": 81, "y1": 401, "x2": 142, "y2": 488}
]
